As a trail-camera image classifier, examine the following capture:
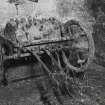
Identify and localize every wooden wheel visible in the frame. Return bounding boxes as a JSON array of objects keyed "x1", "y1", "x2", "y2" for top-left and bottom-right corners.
[{"x1": 62, "y1": 20, "x2": 95, "y2": 72}]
